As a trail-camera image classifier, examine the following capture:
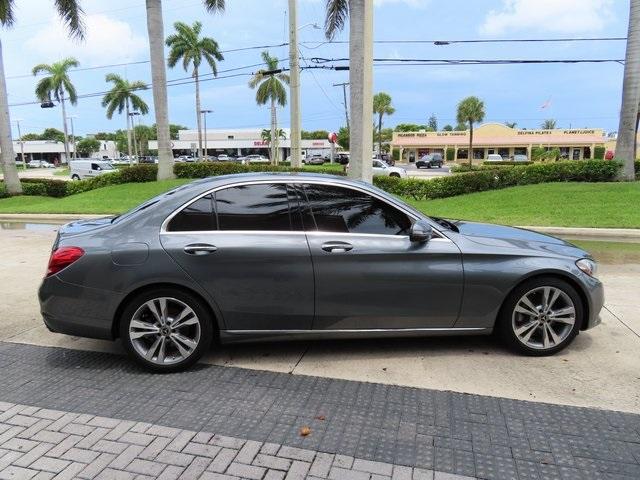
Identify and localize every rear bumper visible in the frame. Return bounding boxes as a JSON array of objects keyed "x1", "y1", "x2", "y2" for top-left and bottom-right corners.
[{"x1": 38, "y1": 275, "x2": 121, "y2": 340}]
